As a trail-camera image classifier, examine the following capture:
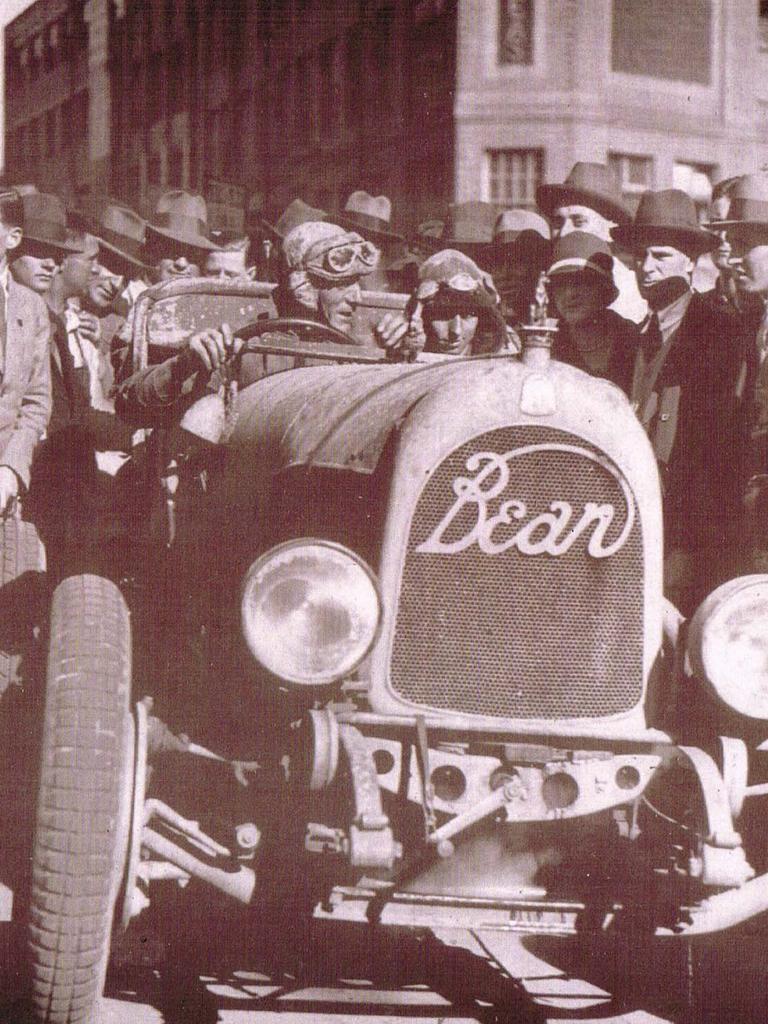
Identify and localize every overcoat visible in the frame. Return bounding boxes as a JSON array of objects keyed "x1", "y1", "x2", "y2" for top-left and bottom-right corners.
[{"x1": 630, "y1": 290, "x2": 750, "y2": 555}]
